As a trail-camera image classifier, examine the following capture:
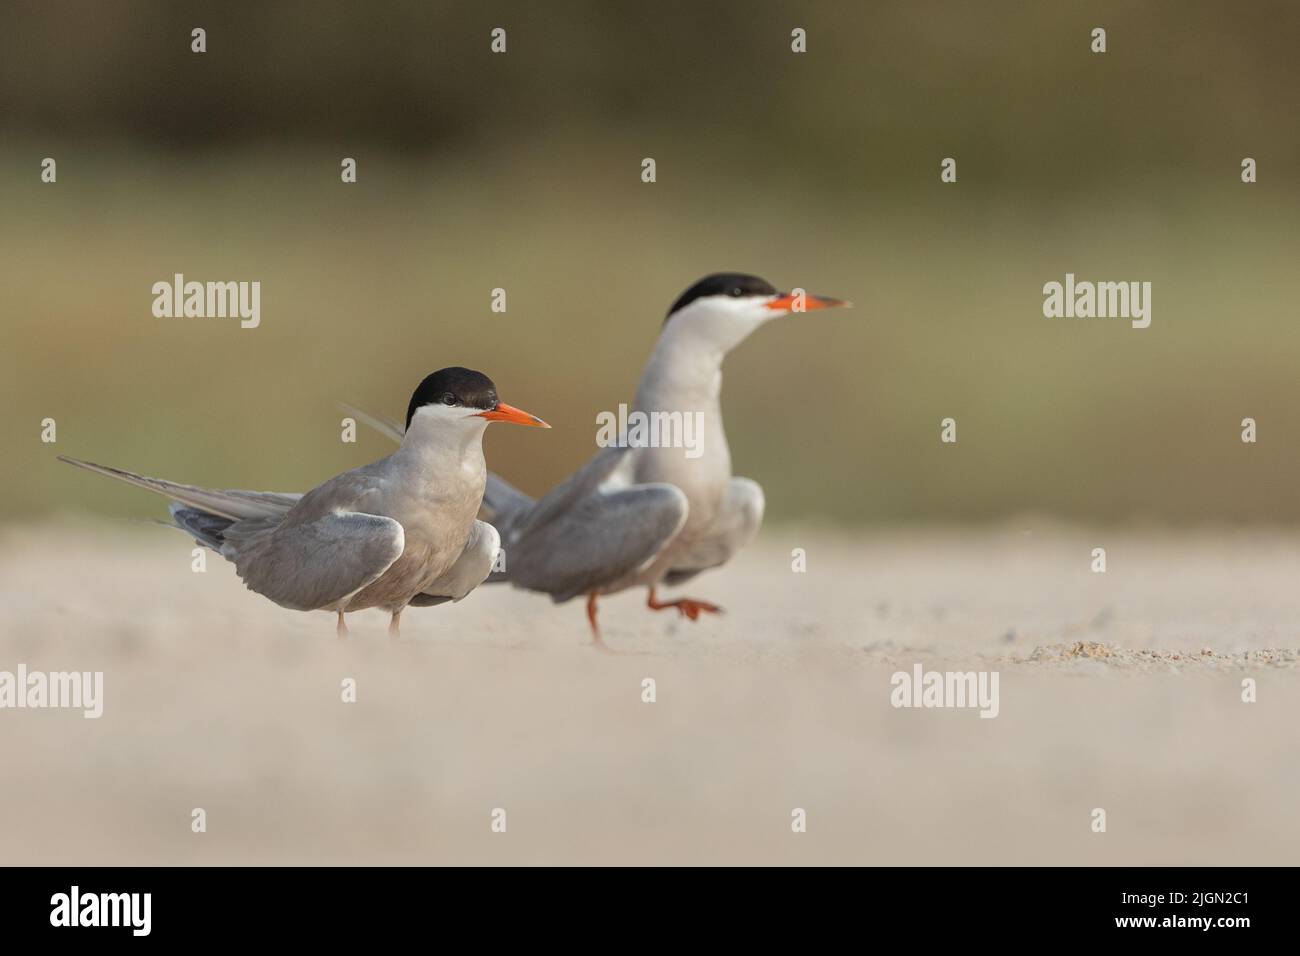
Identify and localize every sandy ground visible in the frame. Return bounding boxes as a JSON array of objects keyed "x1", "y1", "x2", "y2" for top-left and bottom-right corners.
[{"x1": 1, "y1": 519, "x2": 1299, "y2": 865}]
